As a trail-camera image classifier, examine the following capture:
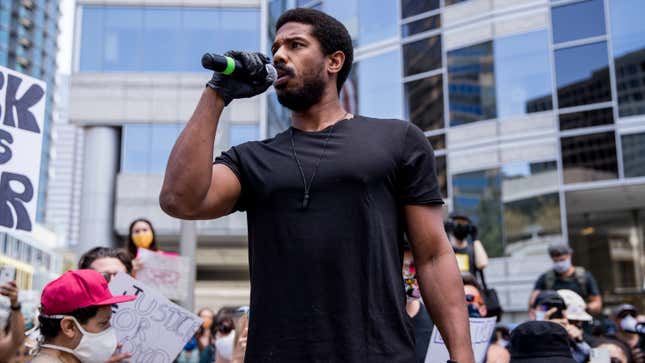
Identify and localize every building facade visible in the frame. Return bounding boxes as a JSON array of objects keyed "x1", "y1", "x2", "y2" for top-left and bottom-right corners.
[
  {"x1": 267, "y1": 0, "x2": 645, "y2": 319},
  {"x1": 69, "y1": 0, "x2": 265, "y2": 310}
]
